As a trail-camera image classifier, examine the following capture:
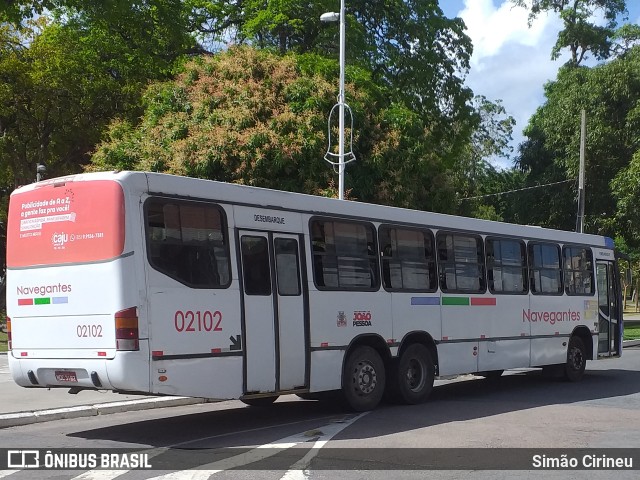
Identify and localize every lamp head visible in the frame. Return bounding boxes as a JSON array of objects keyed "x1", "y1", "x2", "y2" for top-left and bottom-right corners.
[{"x1": 320, "y1": 12, "x2": 340, "y2": 22}]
